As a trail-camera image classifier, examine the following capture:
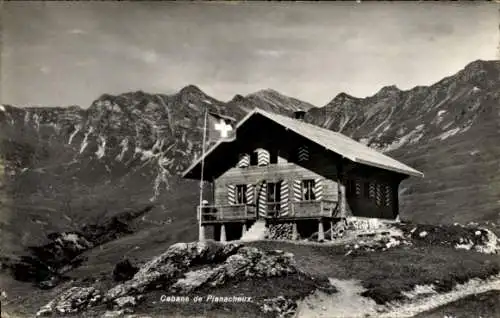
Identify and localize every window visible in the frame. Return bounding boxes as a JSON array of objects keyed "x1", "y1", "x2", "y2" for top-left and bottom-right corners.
[
  {"x1": 267, "y1": 182, "x2": 281, "y2": 203},
  {"x1": 250, "y1": 151, "x2": 258, "y2": 166},
  {"x1": 267, "y1": 182, "x2": 281, "y2": 215},
  {"x1": 302, "y1": 179, "x2": 316, "y2": 201},
  {"x1": 236, "y1": 184, "x2": 247, "y2": 204},
  {"x1": 347, "y1": 179, "x2": 362, "y2": 198},
  {"x1": 270, "y1": 150, "x2": 278, "y2": 164}
]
